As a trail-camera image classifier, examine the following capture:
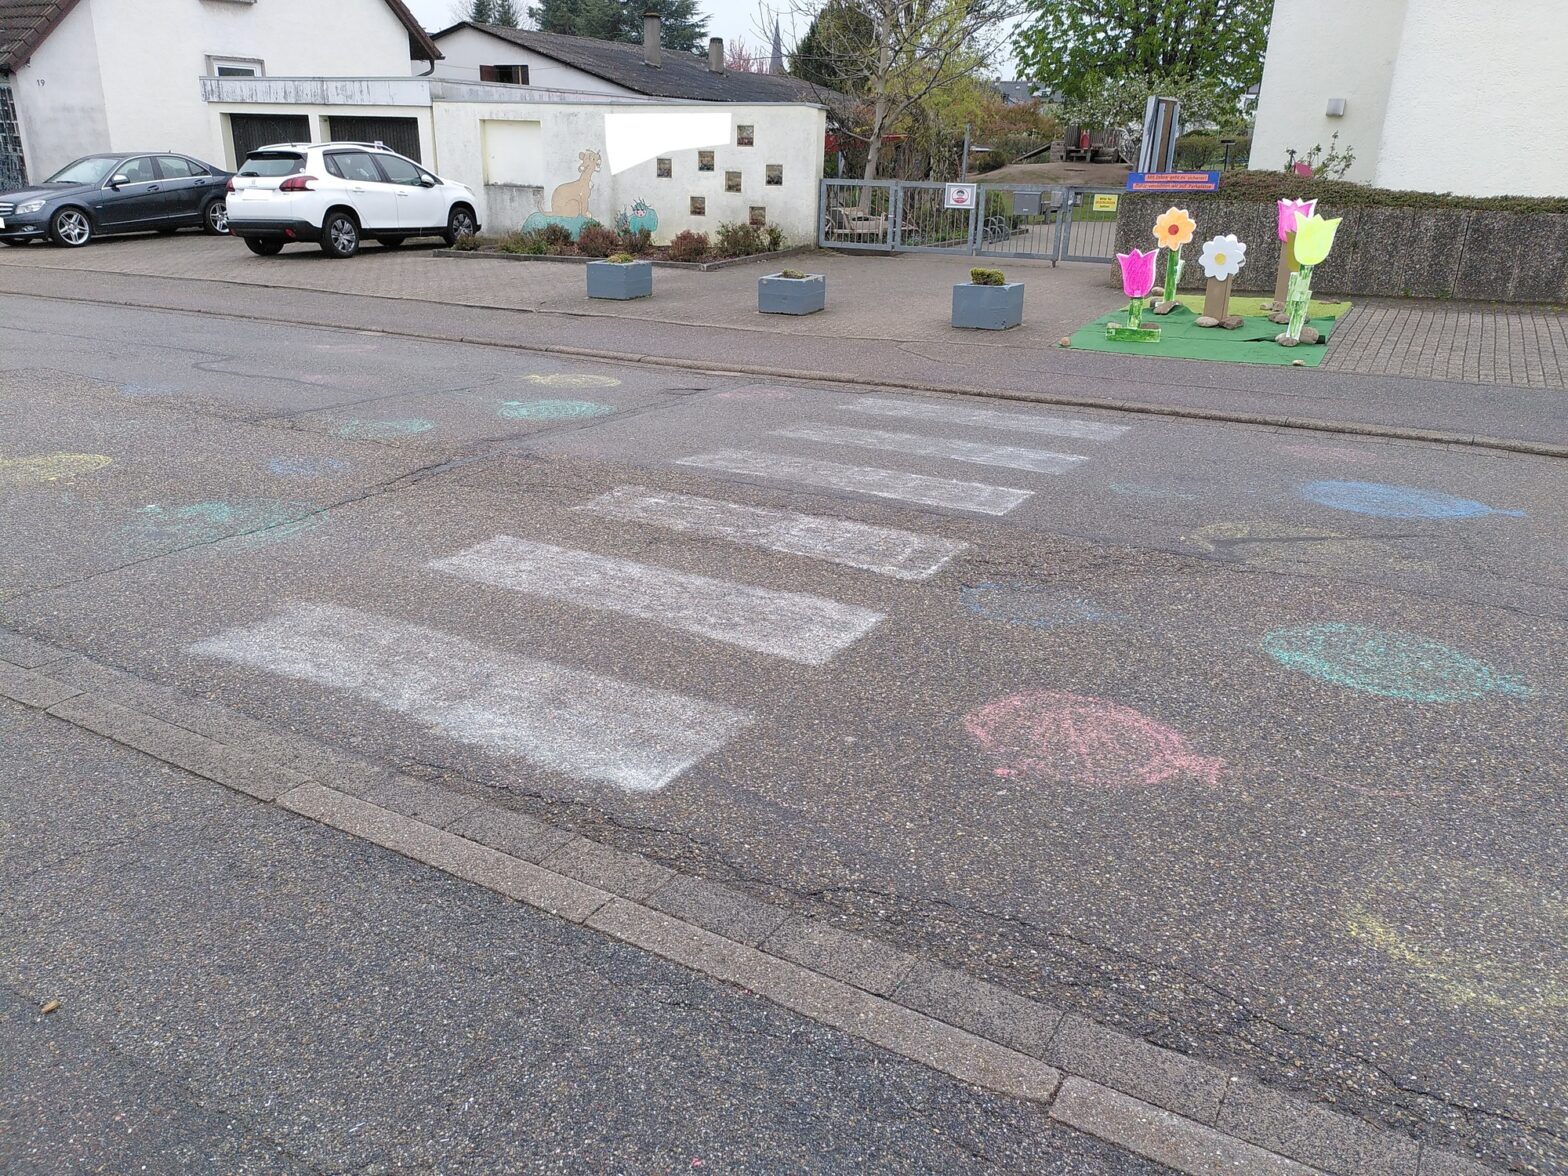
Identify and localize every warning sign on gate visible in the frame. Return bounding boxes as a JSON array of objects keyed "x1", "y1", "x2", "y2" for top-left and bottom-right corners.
[
  {"x1": 944, "y1": 183, "x2": 977, "y2": 209},
  {"x1": 1092, "y1": 193, "x2": 1120, "y2": 212}
]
